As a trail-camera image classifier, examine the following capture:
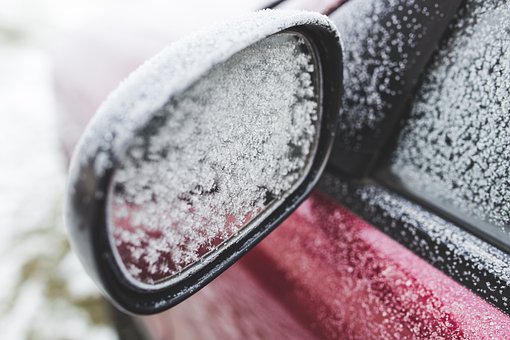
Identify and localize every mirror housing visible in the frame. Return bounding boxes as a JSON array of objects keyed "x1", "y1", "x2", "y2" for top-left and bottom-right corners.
[{"x1": 65, "y1": 10, "x2": 342, "y2": 314}]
